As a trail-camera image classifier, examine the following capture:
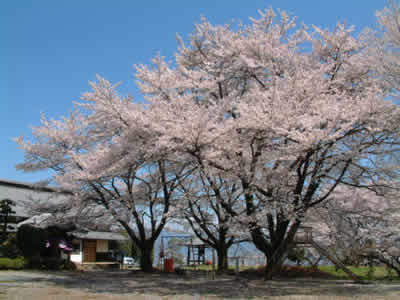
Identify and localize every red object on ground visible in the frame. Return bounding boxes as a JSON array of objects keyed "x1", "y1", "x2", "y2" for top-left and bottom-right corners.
[{"x1": 164, "y1": 258, "x2": 174, "y2": 272}]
